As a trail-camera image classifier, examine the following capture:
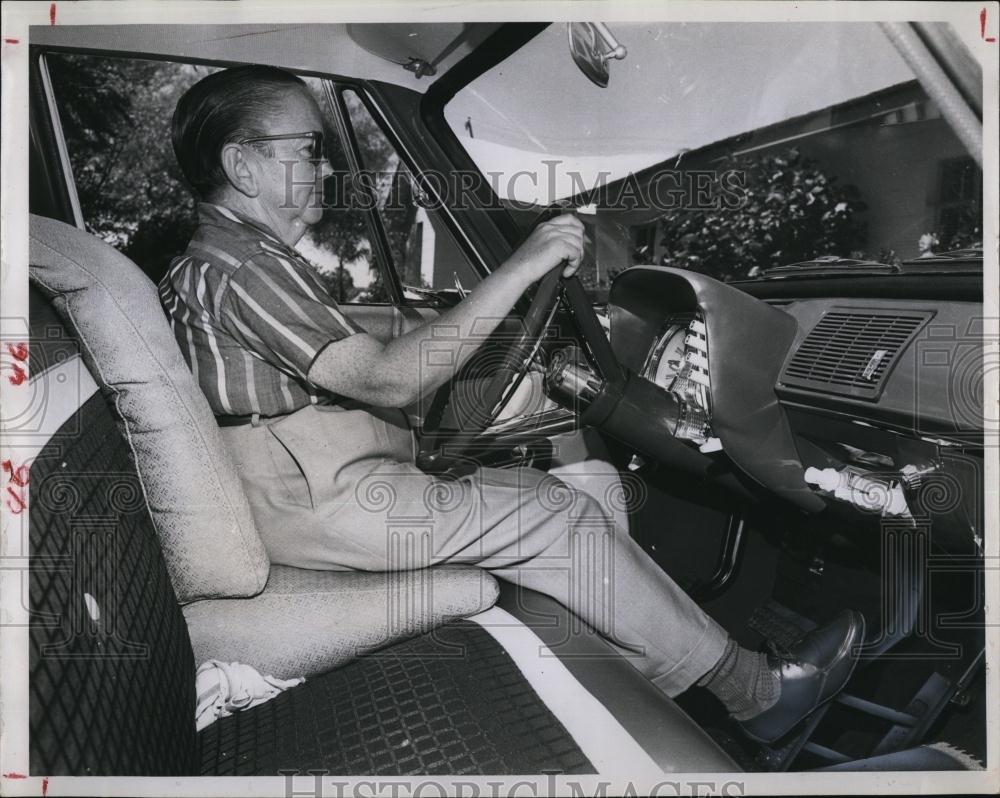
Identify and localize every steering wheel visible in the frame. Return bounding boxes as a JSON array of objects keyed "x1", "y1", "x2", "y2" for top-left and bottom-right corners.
[{"x1": 418, "y1": 265, "x2": 624, "y2": 473}]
